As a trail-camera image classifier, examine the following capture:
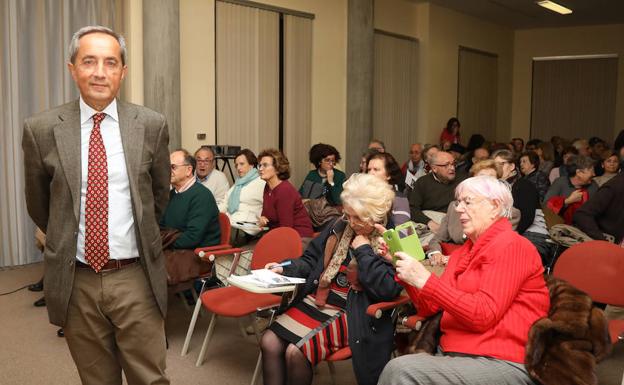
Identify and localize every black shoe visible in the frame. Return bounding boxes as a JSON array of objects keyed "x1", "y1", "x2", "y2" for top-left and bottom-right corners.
[
  {"x1": 33, "y1": 297, "x2": 46, "y2": 307},
  {"x1": 57, "y1": 328, "x2": 64, "y2": 338},
  {"x1": 28, "y1": 279, "x2": 44, "y2": 292}
]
